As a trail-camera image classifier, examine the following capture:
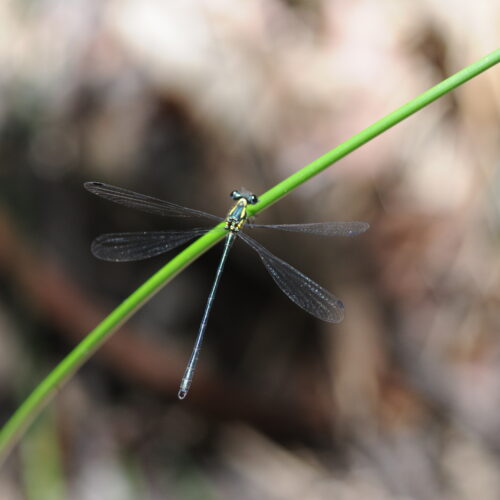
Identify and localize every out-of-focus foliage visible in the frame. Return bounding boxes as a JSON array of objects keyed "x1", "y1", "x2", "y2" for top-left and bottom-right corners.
[{"x1": 0, "y1": 0, "x2": 499, "y2": 499}]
